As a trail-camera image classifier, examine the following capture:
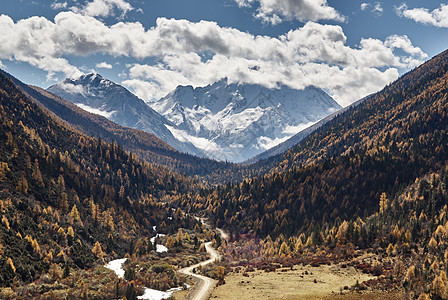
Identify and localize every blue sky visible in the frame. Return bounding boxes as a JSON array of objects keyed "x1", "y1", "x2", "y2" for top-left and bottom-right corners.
[{"x1": 0, "y1": 0, "x2": 447, "y2": 106}]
